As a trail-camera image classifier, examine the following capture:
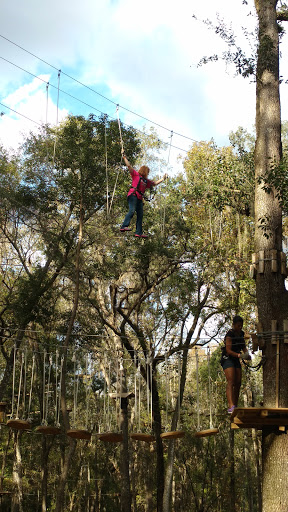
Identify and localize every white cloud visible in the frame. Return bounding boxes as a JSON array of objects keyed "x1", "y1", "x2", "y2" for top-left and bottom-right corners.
[
  {"x1": 0, "y1": 0, "x2": 277, "y2": 158},
  {"x1": 0, "y1": 76, "x2": 68, "y2": 150}
]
